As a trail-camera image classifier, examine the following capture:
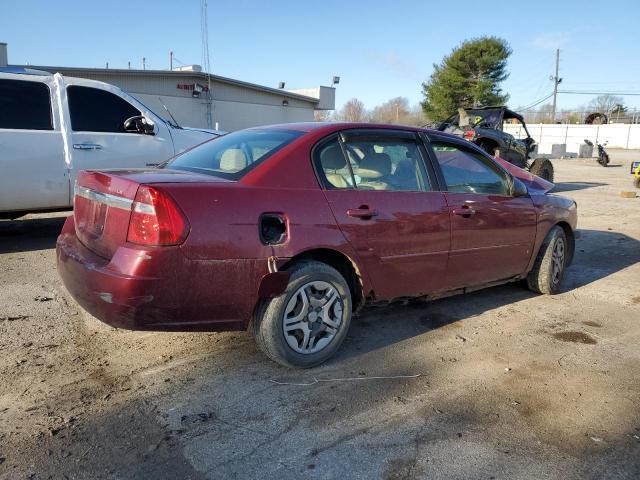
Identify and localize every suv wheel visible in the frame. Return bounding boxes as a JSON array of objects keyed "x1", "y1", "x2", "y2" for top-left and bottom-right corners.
[
  {"x1": 252, "y1": 261, "x2": 352, "y2": 368},
  {"x1": 529, "y1": 158, "x2": 555, "y2": 183}
]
